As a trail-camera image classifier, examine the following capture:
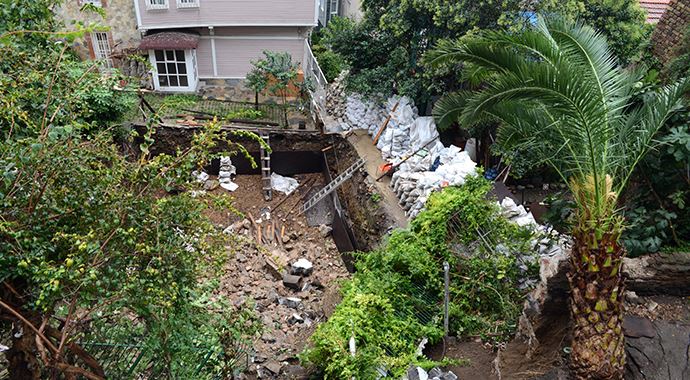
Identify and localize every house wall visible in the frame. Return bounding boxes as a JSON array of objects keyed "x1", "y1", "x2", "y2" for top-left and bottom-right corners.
[
  {"x1": 56, "y1": 0, "x2": 140, "y2": 60},
  {"x1": 193, "y1": 26, "x2": 308, "y2": 79},
  {"x1": 136, "y1": 0, "x2": 317, "y2": 29}
]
